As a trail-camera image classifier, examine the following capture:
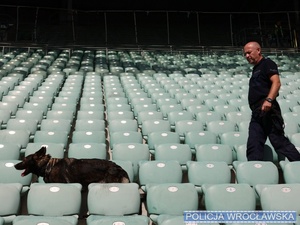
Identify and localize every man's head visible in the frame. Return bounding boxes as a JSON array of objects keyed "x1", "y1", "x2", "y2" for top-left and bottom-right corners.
[{"x1": 243, "y1": 41, "x2": 263, "y2": 65}]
